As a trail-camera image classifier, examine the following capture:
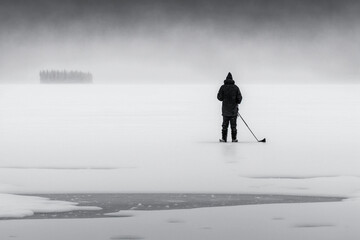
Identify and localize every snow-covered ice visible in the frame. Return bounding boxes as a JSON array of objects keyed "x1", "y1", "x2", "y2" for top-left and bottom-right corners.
[
  {"x1": 0, "y1": 84, "x2": 359, "y2": 194},
  {"x1": 0, "y1": 193, "x2": 101, "y2": 218},
  {"x1": 0, "y1": 84, "x2": 359, "y2": 238}
]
